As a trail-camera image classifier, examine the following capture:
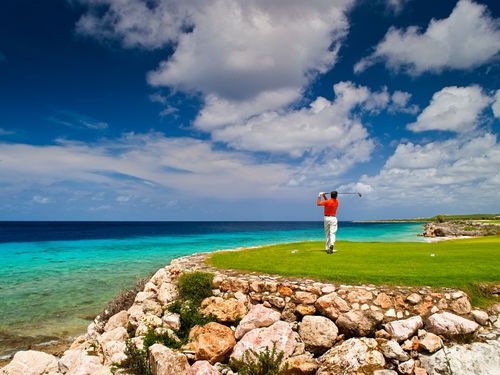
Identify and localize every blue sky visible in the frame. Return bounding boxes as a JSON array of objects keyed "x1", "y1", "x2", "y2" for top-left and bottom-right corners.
[{"x1": 0, "y1": 0, "x2": 499, "y2": 220}]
